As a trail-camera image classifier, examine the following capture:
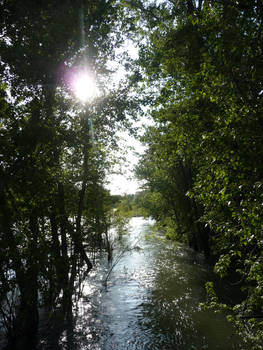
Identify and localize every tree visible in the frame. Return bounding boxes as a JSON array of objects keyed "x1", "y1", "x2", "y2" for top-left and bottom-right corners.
[
  {"x1": 133, "y1": 0, "x2": 263, "y2": 346},
  {"x1": 0, "y1": 0, "x2": 136, "y2": 348}
]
